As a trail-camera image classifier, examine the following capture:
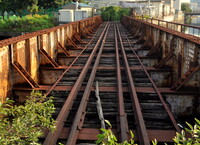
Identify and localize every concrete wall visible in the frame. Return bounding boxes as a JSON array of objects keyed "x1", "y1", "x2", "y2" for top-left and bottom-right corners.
[{"x1": 0, "y1": 16, "x2": 102, "y2": 102}]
